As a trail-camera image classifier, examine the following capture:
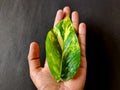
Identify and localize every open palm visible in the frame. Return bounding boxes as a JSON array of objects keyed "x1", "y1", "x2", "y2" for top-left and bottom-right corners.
[{"x1": 28, "y1": 6, "x2": 87, "y2": 90}]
